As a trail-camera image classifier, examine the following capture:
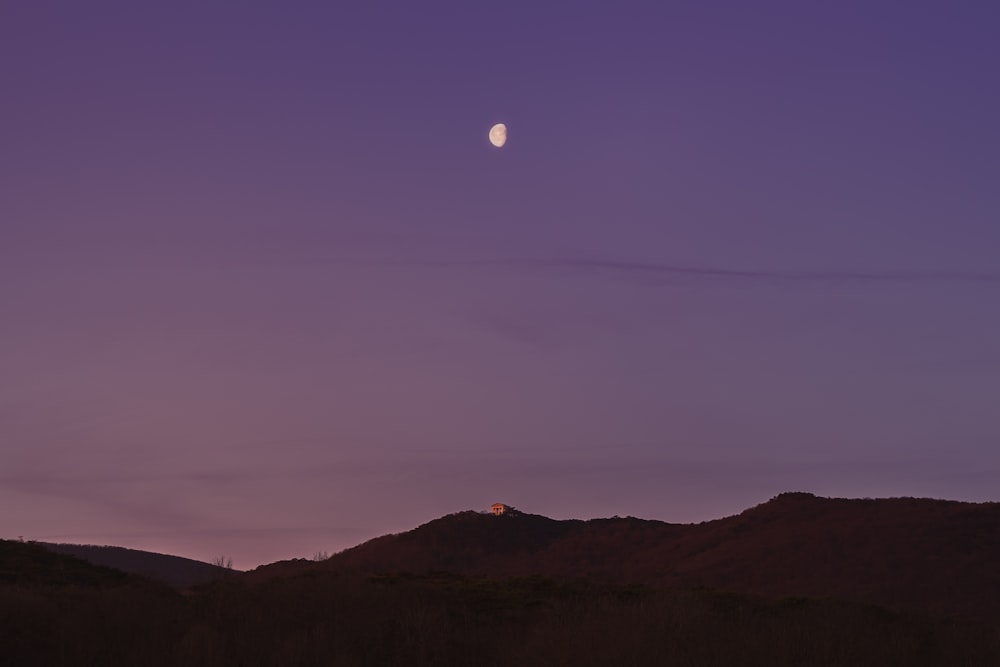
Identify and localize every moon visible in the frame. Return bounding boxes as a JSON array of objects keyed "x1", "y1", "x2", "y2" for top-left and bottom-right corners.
[{"x1": 488, "y1": 123, "x2": 507, "y2": 148}]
